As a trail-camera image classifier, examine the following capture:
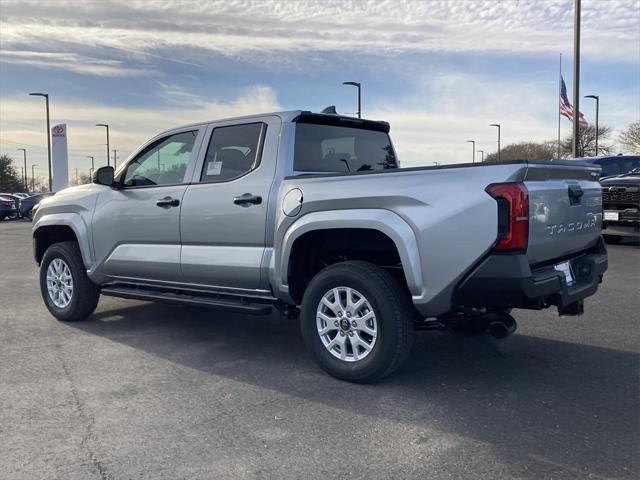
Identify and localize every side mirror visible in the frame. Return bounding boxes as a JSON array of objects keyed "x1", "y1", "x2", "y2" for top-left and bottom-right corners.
[{"x1": 93, "y1": 166, "x2": 115, "y2": 187}]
